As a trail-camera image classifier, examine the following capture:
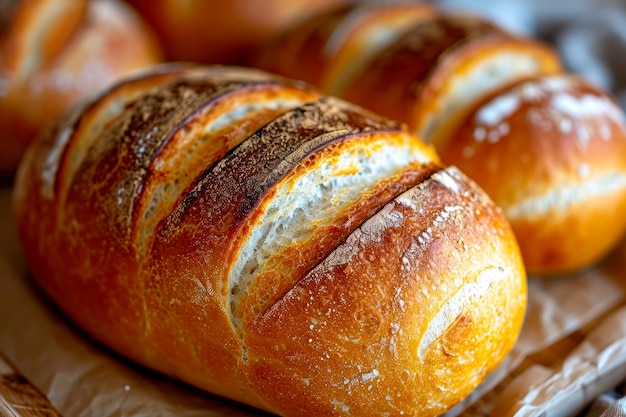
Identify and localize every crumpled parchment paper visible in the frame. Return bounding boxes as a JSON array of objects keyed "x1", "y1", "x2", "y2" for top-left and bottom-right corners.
[{"x1": 598, "y1": 398, "x2": 626, "y2": 417}]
